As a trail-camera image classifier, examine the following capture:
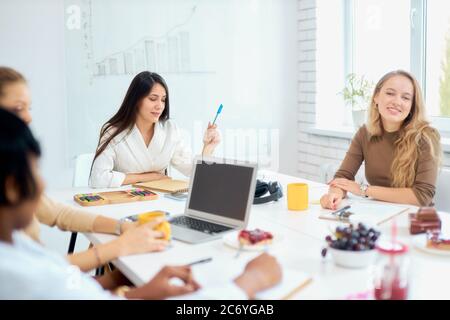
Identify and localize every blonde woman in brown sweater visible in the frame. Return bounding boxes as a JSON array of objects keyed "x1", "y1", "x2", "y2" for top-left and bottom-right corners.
[
  {"x1": 321, "y1": 70, "x2": 442, "y2": 210},
  {"x1": 0, "y1": 66, "x2": 168, "y2": 272}
]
